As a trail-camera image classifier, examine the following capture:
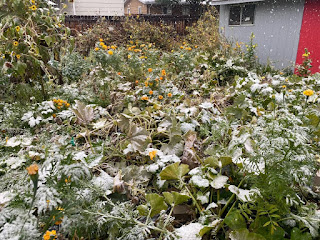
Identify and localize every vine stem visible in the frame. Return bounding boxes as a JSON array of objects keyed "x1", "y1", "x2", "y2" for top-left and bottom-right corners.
[
  {"x1": 184, "y1": 184, "x2": 202, "y2": 213},
  {"x1": 219, "y1": 176, "x2": 246, "y2": 218},
  {"x1": 159, "y1": 205, "x2": 174, "y2": 239},
  {"x1": 84, "y1": 210, "x2": 168, "y2": 234}
]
